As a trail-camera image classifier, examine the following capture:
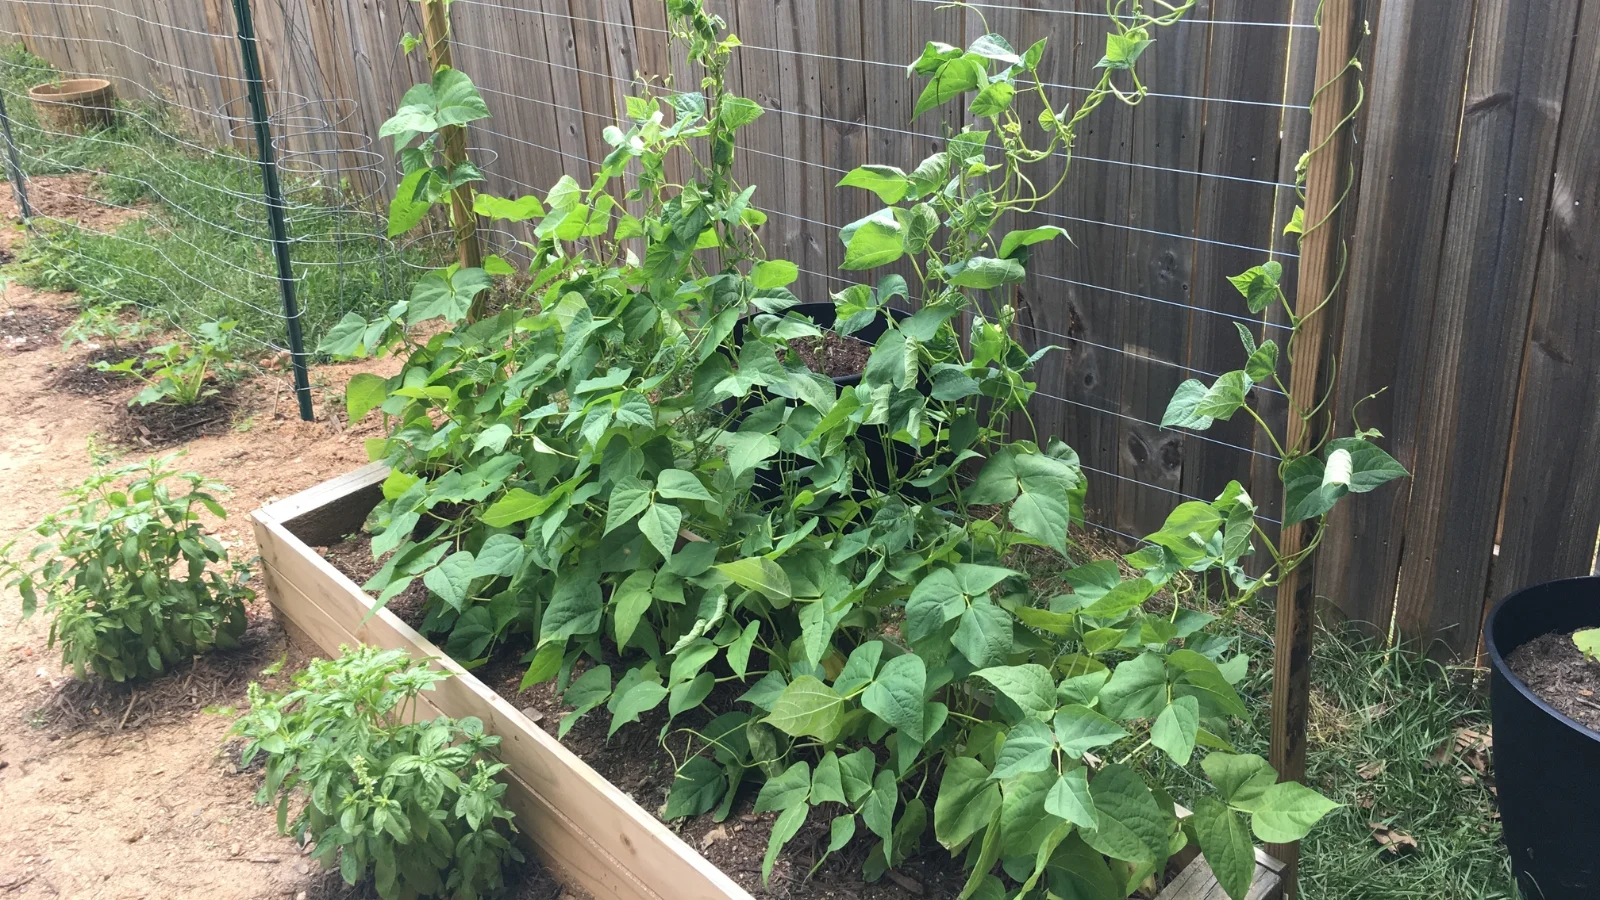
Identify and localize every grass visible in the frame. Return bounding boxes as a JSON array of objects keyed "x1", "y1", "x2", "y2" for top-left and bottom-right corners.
[{"x1": 0, "y1": 43, "x2": 425, "y2": 354}]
